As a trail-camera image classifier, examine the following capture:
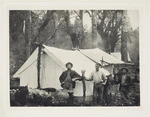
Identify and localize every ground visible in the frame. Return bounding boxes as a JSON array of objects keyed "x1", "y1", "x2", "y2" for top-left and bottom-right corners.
[{"x1": 10, "y1": 83, "x2": 140, "y2": 106}]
